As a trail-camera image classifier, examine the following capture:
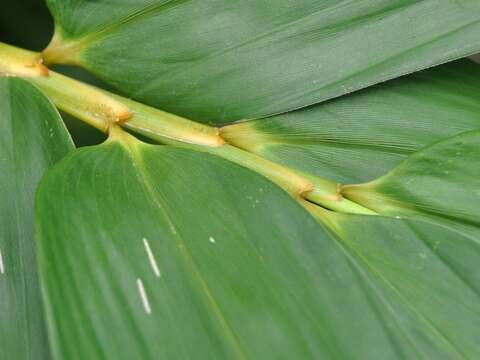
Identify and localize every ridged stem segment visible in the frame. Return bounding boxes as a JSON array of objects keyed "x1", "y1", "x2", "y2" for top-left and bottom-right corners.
[
  {"x1": 0, "y1": 41, "x2": 376, "y2": 216},
  {"x1": 0, "y1": 43, "x2": 48, "y2": 78}
]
